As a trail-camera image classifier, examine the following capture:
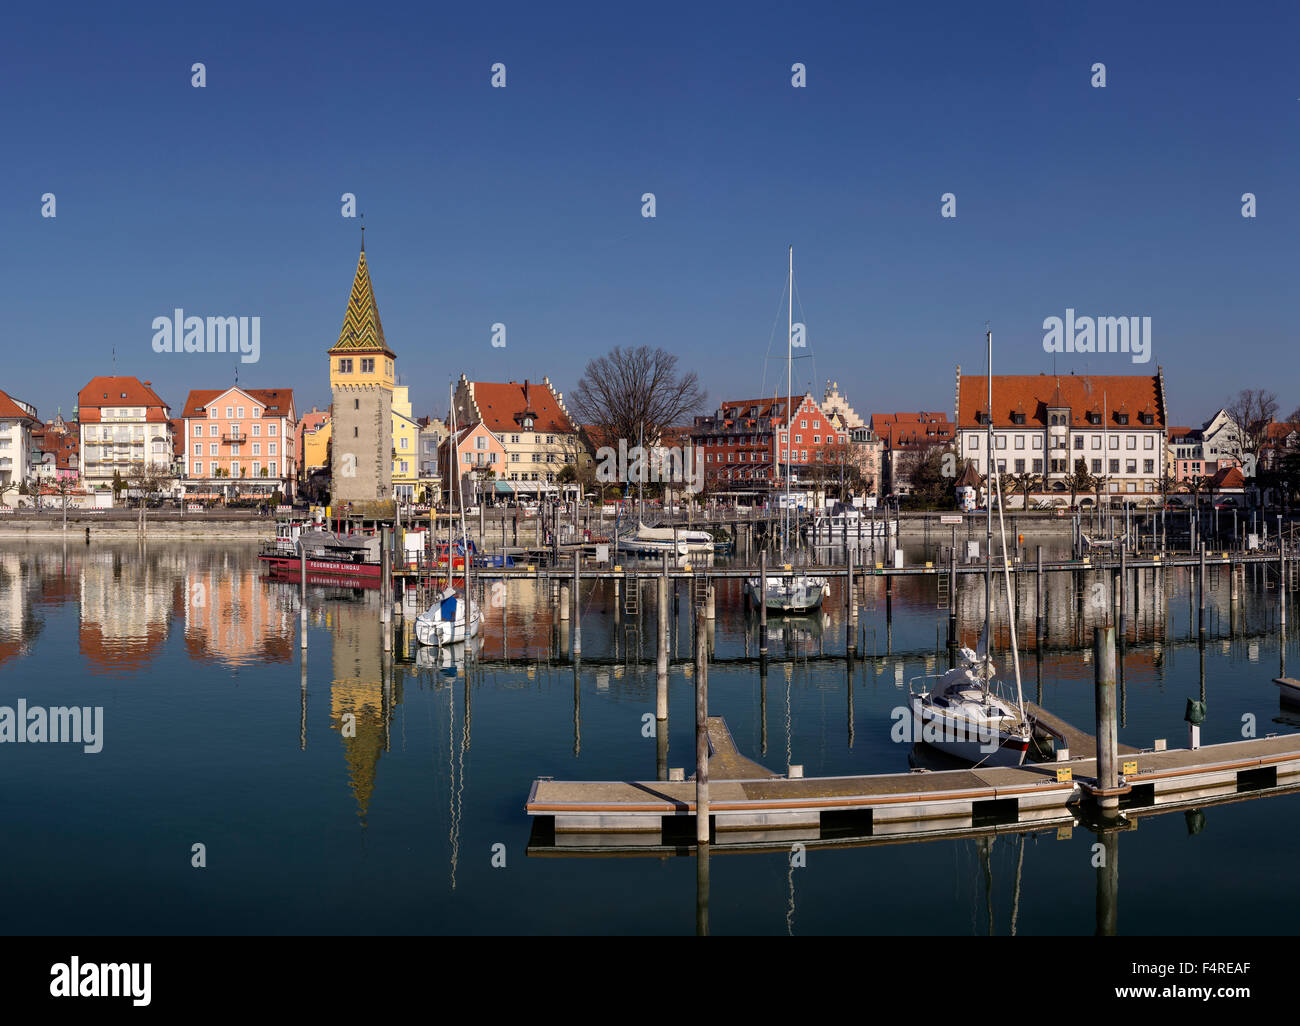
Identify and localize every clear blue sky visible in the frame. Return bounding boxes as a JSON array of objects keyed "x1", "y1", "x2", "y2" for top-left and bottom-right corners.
[{"x1": 4, "y1": 0, "x2": 1297, "y2": 428}]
